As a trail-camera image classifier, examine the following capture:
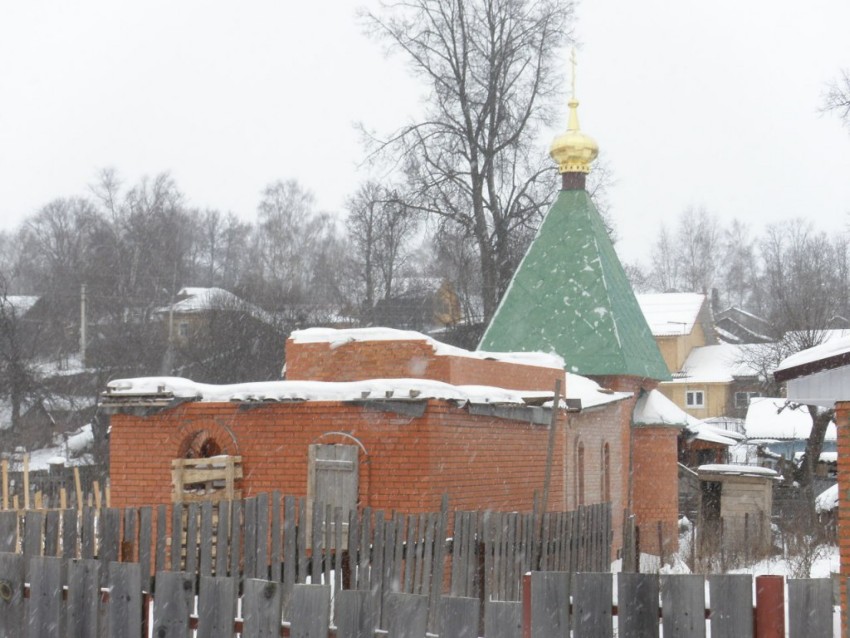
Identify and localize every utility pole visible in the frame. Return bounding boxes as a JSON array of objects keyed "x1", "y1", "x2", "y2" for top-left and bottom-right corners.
[{"x1": 80, "y1": 284, "x2": 87, "y2": 367}]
